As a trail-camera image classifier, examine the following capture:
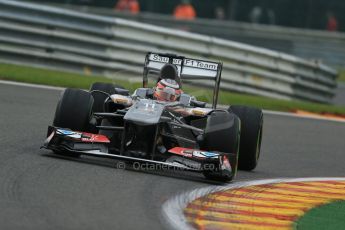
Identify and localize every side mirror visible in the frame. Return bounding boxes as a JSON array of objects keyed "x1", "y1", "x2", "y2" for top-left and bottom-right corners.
[
  {"x1": 190, "y1": 100, "x2": 207, "y2": 108},
  {"x1": 133, "y1": 88, "x2": 154, "y2": 98},
  {"x1": 115, "y1": 88, "x2": 130, "y2": 96},
  {"x1": 134, "y1": 88, "x2": 148, "y2": 98}
]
